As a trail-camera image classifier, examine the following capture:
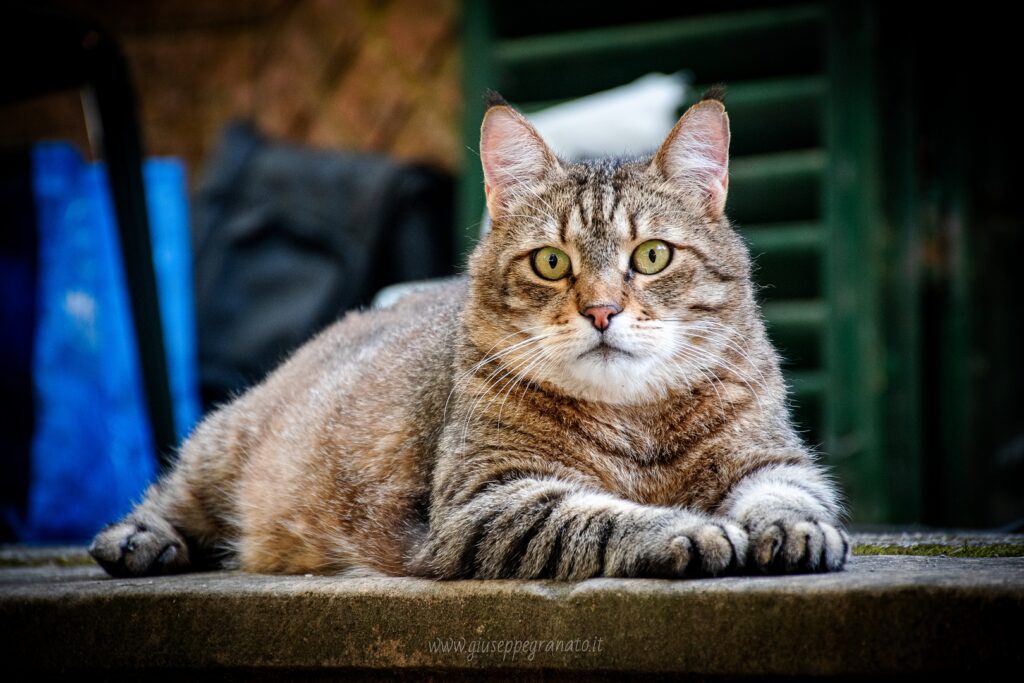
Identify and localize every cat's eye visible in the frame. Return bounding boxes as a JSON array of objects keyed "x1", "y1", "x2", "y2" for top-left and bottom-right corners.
[
  {"x1": 631, "y1": 240, "x2": 672, "y2": 275},
  {"x1": 532, "y1": 246, "x2": 571, "y2": 280}
]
